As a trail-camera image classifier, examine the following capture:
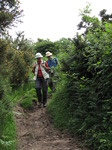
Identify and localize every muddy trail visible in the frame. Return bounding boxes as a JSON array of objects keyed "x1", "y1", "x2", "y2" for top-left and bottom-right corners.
[{"x1": 14, "y1": 104, "x2": 88, "y2": 150}]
